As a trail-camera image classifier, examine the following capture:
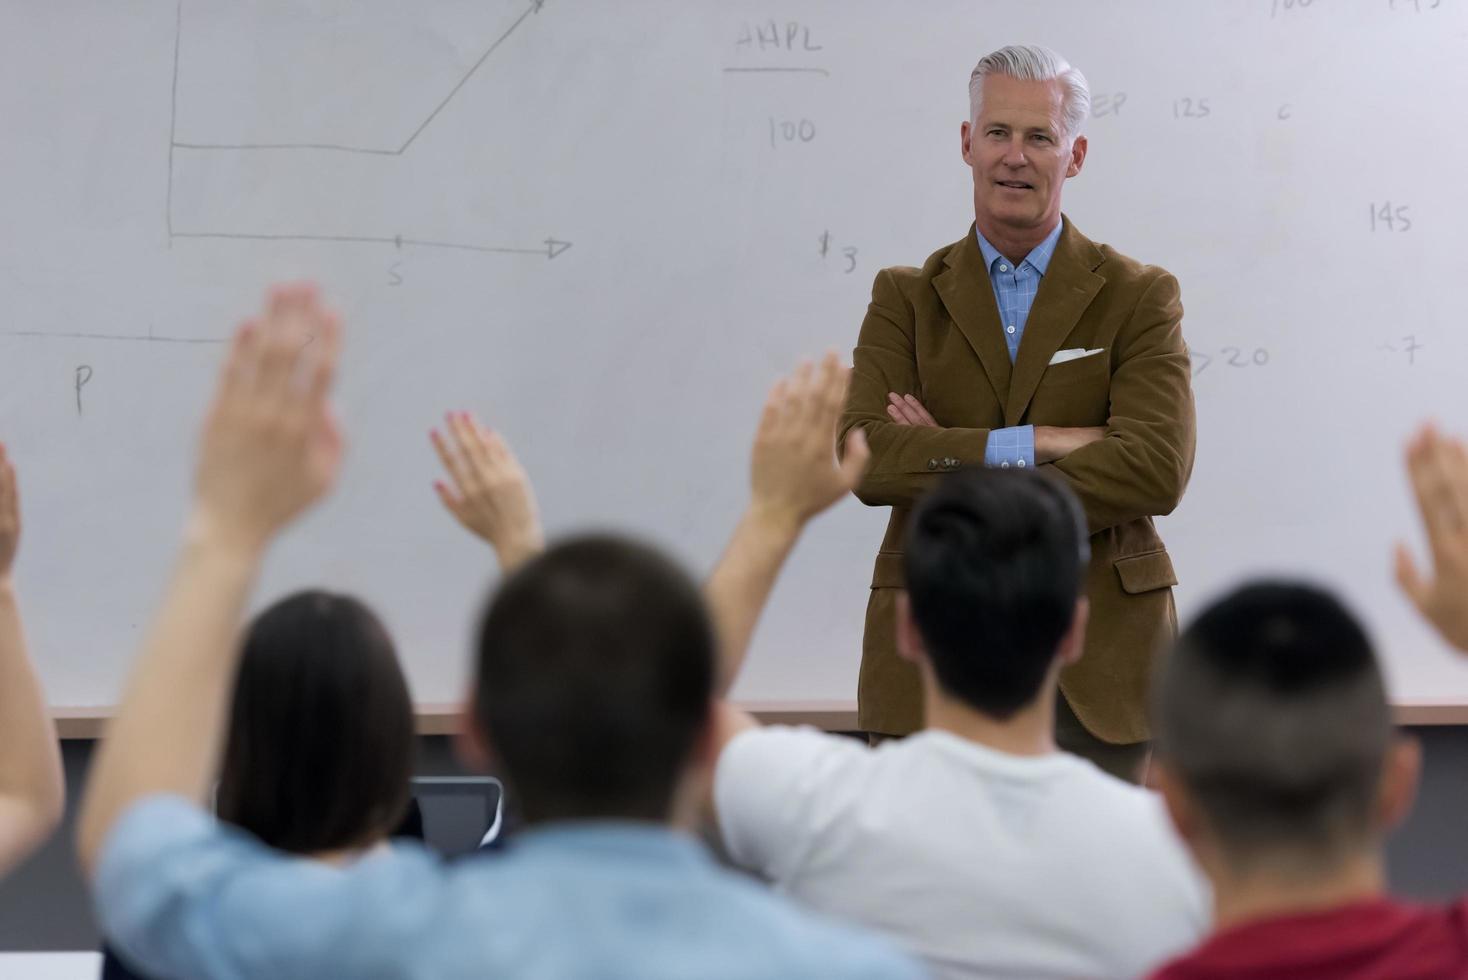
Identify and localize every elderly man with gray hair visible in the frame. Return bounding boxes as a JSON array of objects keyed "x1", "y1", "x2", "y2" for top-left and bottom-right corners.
[{"x1": 839, "y1": 45, "x2": 1197, "y2": 779}]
